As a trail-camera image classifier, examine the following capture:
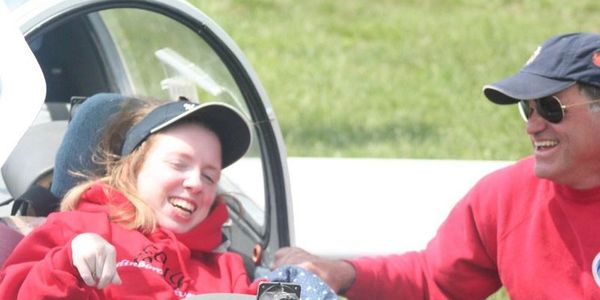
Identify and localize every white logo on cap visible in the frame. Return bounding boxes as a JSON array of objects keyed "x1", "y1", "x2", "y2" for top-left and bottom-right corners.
[
  {"x1": 183, "y1": 103, "x2": 197, "y2": 111},
  {"x1": 525, "y1": 46, "x2": 541, "y2": 66}
]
